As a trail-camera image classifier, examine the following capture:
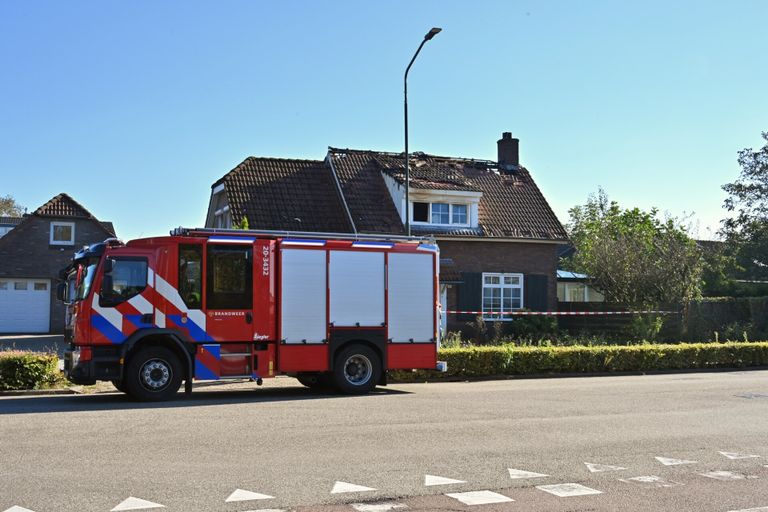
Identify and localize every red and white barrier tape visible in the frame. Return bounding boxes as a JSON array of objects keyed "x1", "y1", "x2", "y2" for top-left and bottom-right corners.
[{"x1": 444, "y1": 310, "x2": 678, "y2": 316}]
